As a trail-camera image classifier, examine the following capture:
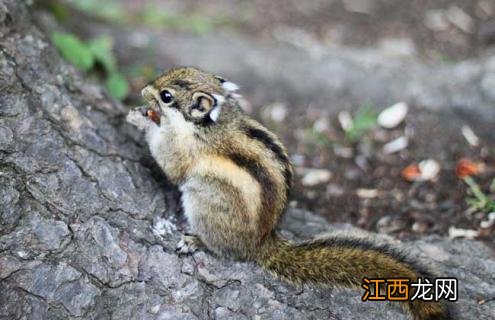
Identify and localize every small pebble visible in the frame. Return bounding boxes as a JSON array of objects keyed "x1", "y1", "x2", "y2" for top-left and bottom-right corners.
[
  {"x1": 461, "y1": 125, "x2": 480, "y2": 147},
  {"x1": 268, "y1": 102, "x2": 287, "y2": 122},
  {"x1": 412, "y1": 221, "x2": 429, "y2": 233},
  {"x1": 446, "y1": 5, "x2": 474, "y2": 33},
  {"x1": 418, "y1": 159, "x2": 440, "y2": 181},
  {"x1": 424, "y1": 10, "x2": 449, "y2": 32},
  {"x1": 377, "y1": 102, "x2": 408, "y2": 129},
  {"x1": 313, "y1": 118, "x2": 330, "y2": 132},
  {"x1": 300, "y1": 168, "x2": 332, "y2": 187},
  {"x1": 338, "y1": 111, "x2": 353, "y2": 131},
  {"x1": 334, "y1": 145, "x2": 354, "y2": 158},
  {"x1": 480, "y1": 212, "x2": 495, "y2": 229},
  {"x1": 448, "y1": 226, "x2": 479, "y2": 239},
  {"x1": 356, "y1": 188, "x2": 379, "y2": 199},
  {"x1": 383, "y1": 136, "x2": 408, "y2": 154}
]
